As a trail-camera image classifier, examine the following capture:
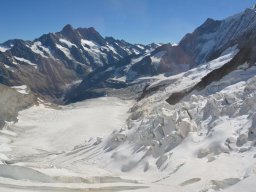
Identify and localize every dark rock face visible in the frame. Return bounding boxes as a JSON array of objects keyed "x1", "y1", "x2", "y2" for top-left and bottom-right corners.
[
  {"x1": 77, "y1": 27, "x2": 105, "y2": 45},
  {"x1": 178, "y1": 18, "x2": 222, "y2": 64},
  {"x1": 157, "y1": 45, "x2": 194, "y2": 73},
  {"x1": 128, "y1": 43, "x2": 194, "y2": 77},
  {"x1": 130, "y1": 56, "x2": 155, "y2": 76}
]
